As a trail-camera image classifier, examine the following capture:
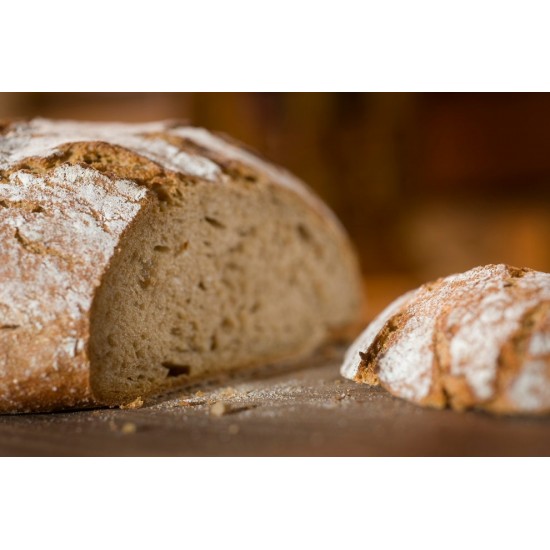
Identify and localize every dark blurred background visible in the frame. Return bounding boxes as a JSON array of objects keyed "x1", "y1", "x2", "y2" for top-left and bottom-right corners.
[{"x1": 2, "y1": 93, "x2": 549, "y2": 314}]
